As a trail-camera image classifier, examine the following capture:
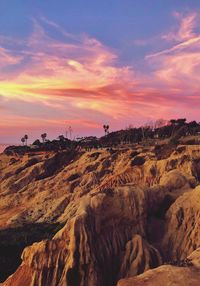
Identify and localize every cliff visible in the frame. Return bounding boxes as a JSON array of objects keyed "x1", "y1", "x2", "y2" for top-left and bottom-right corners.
[{"x1": 0, "y1": 144, "x2": 200, "y2": 285}]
